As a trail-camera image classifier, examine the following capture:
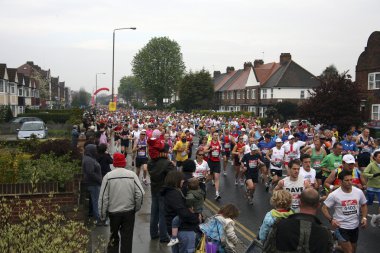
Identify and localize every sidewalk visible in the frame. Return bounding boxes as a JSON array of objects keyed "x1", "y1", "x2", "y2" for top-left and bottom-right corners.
[{"x1": 89, "y1": 184, "x2": 172, "y2": 253}]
